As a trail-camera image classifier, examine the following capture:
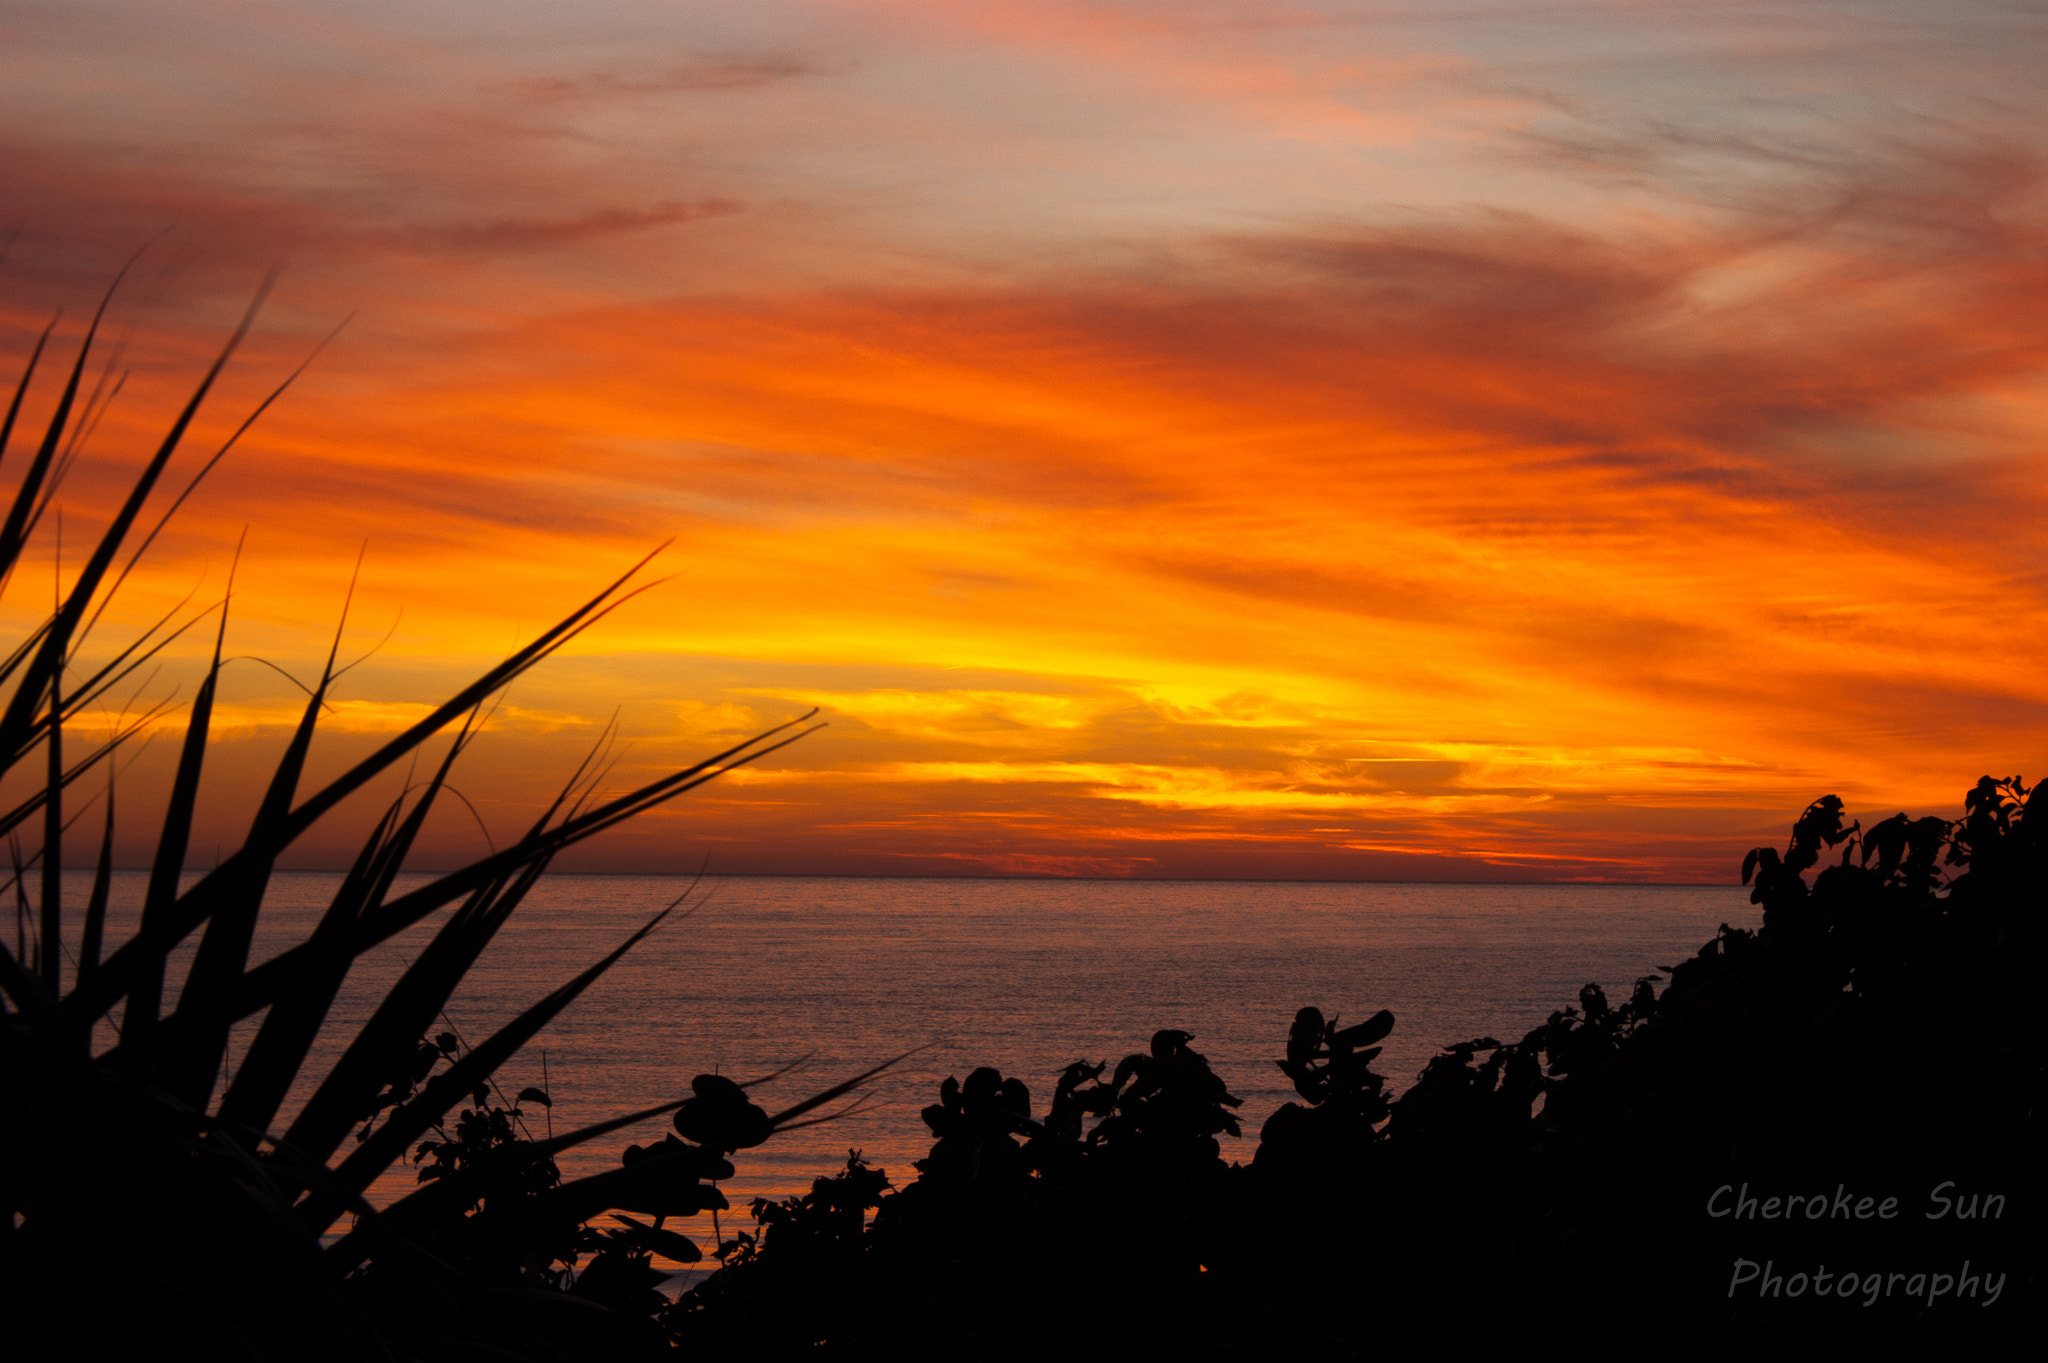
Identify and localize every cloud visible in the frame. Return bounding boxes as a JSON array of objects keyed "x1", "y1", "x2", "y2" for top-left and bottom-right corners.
[
  {"x1": 502, "y1": 56, "x2": 836, "y2": 102},
  {"x1": 724, "y1": 759, "x2": 1556, "y2": 815},
  {"x1": 381, "y1": 201, "x2": 743, "y2": 255},
  {"x1": 742, "y1": 687, "x2": 1125, "y2": 743},
  {"x1": 6, "y1": 0, "x2": 2043, "y2": 879},
  {"x1": 66, "y1": 701, "x2": 593, "y2": 736}
]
